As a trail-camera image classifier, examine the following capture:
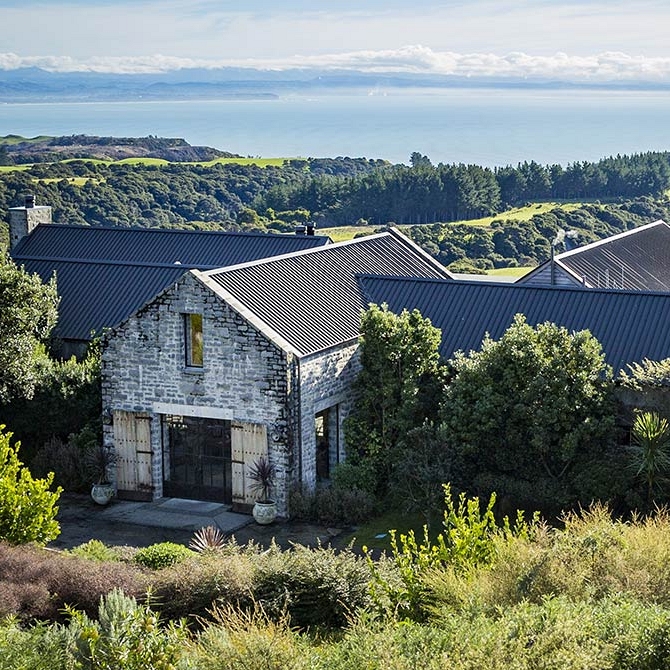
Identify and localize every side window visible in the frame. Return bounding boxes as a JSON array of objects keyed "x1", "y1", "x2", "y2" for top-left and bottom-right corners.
[{"x1": 184, "y1": 313, "x2": 203, "y2": 368}]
